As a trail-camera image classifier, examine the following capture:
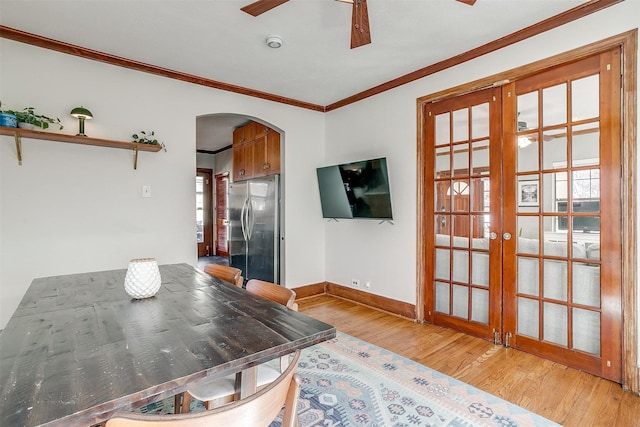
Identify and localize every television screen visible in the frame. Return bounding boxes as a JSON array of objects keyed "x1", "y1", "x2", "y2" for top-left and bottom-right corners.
[
  {"x1": 316, "y1": 157, "x2": 393, "y2": 220},
  {"x1": 556, "y1": 201, "x2": 600, "y2": 232}
]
